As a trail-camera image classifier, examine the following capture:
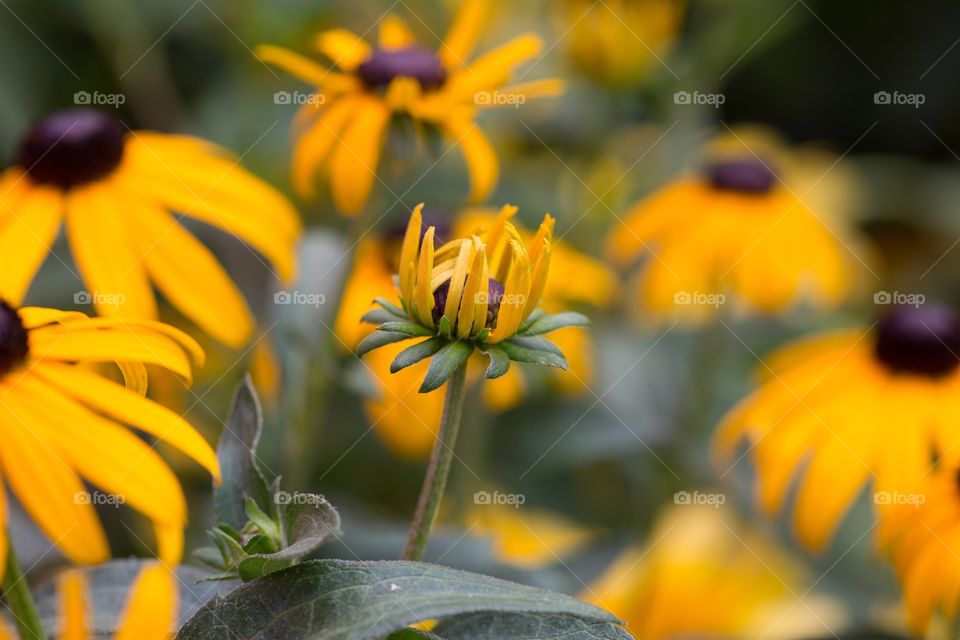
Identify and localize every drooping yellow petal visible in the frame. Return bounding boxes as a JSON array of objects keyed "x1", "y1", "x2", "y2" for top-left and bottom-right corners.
[
  {"x1": 445, "y1": 118, "x2": 499, "y2": 203},
  {"x1": 413, "y1": 227, "x2": 436, "y2": 328},
  {"x1": 154, "y1": 521, "x2": 184, "y2": 566},
  {"x1": 18, "y1": 307, "x2": 86, "y2": 329},
  {"x1": 117, "y1": 361, "x2": 148, "y2": 395},
  {"x1": 444, "y1": 34, "x2": 543, "y2": 100},
  {"x1": 313, "y1": 28, "x2": 372, "y2": 71},
  {"x1": 255, "y1": 44, "x2": 358, "y2": 91},
  {"x1": 0, "y1": 184, "x2": 62, "y2": 304},
  {"x1": 128, "y1": 201, "x2": 254, "y2": 348},
  {"x1": 59, "y1": 570, "x2": 90, "y2": 640},
  {"x1": 115, "y1": 563, "x2": 178, "y2": 640},
  {"x1": 66, "y1": 183, "x2": 157, "y2": 320},
  {"x1": 33, "y1": 362, "x2": 220, "y2": 484},
  {"x1": 292, "y1": 97, "x2": 357, "y2": 198},
  {"x1": 329, "y1": 98, "x2": 391, "y2": 214},
  {"x1": 440, "y1": 0, "x2": 489, "y2": 68},
  {"x1": 399, "y1": 204, "x2": 425, "y2": 308},
  {"x1": 0, "y1": 387, "x2": 109, "y2": 564},
  {"x1": 379, "y1": 15, "x2": 417, "y2": 49}
]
